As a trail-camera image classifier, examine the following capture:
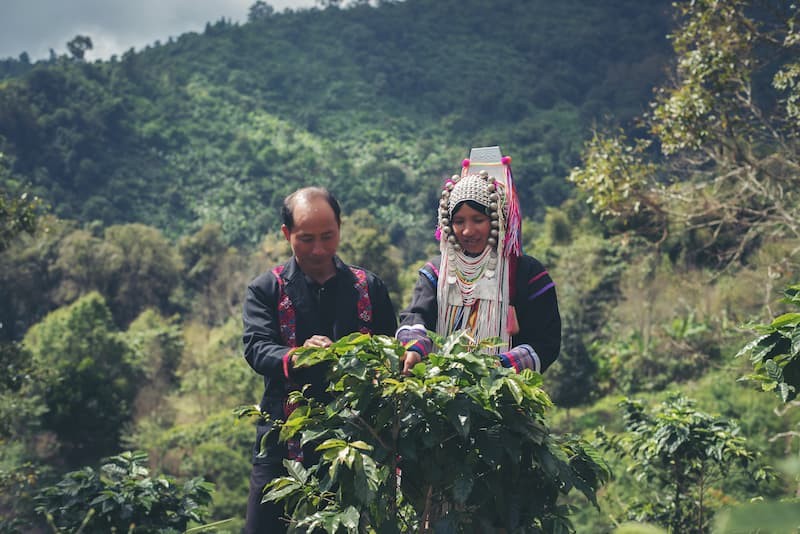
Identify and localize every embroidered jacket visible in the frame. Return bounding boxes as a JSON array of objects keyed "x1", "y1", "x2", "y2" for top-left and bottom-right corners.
[
  {"x1": 243, "y1": 255, "x2": 397, "y2": 464},
  {"x1": 397, "y1": 254, "x2": 561, "y2": 373}
]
